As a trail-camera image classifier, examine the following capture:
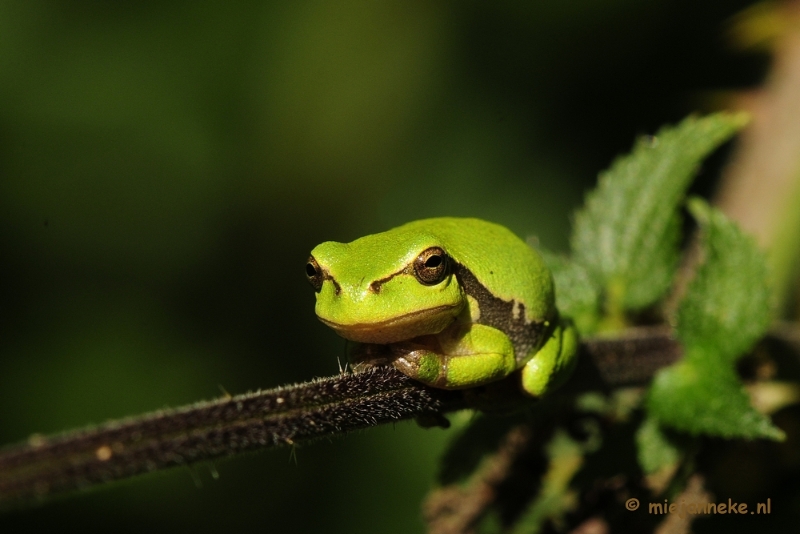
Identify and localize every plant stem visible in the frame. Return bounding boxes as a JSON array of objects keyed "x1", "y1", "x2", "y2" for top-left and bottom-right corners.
[{"x1": 0, "y1": 326, "x2": 691, "y2": 509}]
